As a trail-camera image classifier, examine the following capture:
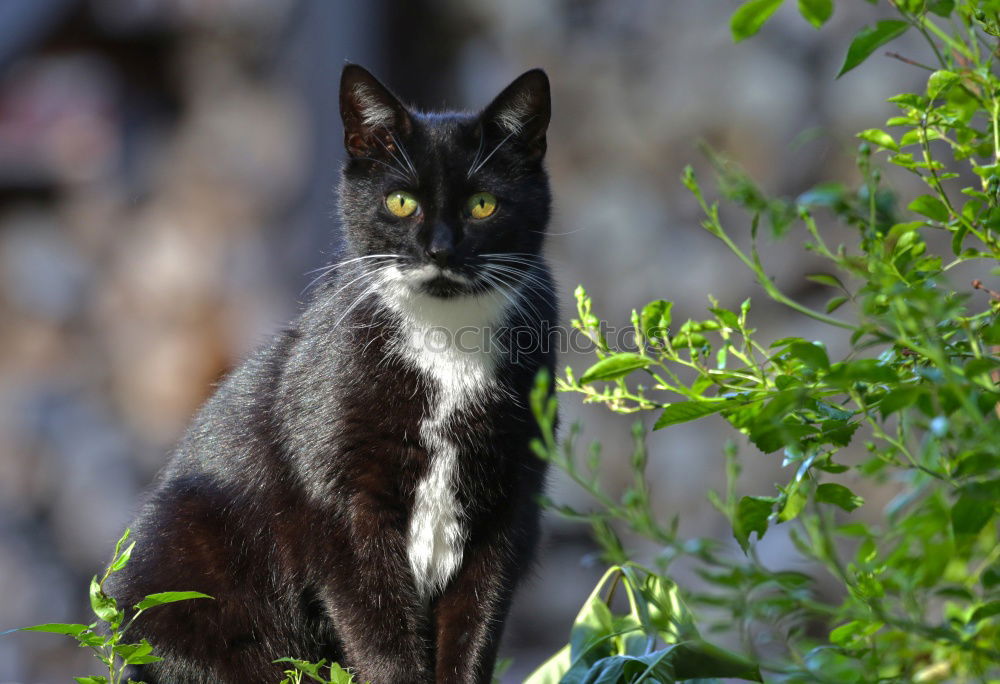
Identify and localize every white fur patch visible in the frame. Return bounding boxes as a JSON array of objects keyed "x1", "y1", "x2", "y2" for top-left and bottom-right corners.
[
  {"x1": 495, "y1": 93, "x2": 531, "y2": 135},
  {"x1": 380, "y1": 266, "x2": 511, "y2": 600},
  {"x1": 352, "y1": 84, "x2": 395, "y2": 128}
]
